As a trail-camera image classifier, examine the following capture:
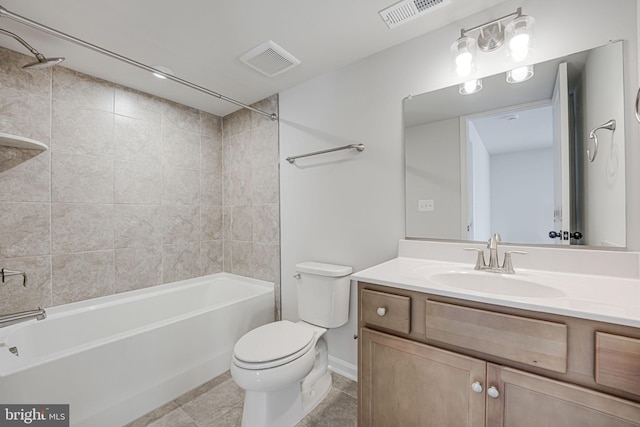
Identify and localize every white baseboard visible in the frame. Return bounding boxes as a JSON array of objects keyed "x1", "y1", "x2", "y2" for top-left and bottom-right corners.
[{"x1": 328, "y1": 355, "x2": 357, "y2": 382}]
